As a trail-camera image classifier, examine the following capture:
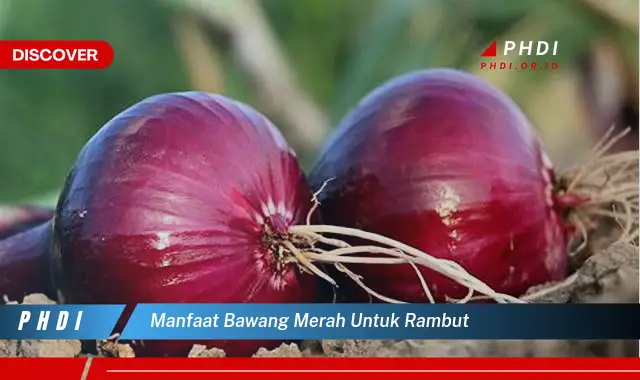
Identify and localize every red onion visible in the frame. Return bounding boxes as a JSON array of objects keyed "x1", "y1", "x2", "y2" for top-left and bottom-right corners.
[
  {"x1": 0, "y1": 205, "x2": 54, "y2": 240},
  {"x1": 307, "y1": 69, "x2": 637, "y2": 303},
  {"x1": 52, "y1": 92, "x2": 318, "y2": 357},
  {"x1": 0, "y1": 220, "x2": 55, "y2": 302}
]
